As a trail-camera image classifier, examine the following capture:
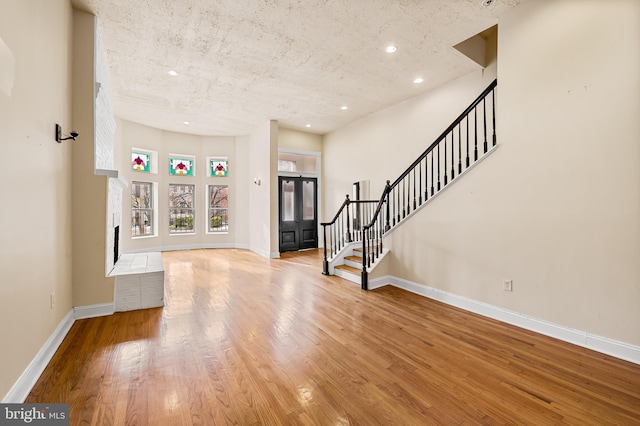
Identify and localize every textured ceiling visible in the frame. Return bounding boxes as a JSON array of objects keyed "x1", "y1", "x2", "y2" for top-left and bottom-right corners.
[{"x1": 71, "y1": 0, "x2": 522, "y2": 136}]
